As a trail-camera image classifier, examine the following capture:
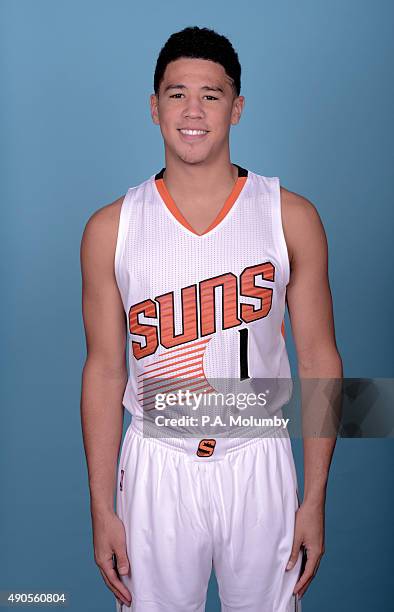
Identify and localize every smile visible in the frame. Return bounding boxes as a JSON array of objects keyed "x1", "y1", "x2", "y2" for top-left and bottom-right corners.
[{"x1": 178, "y1": 129, "x2": 209, "y2": 140}]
